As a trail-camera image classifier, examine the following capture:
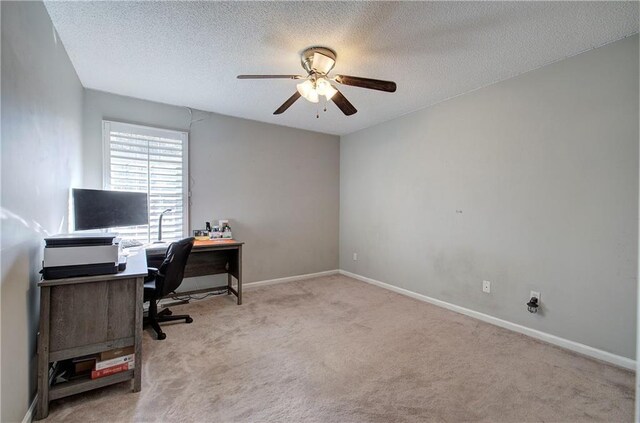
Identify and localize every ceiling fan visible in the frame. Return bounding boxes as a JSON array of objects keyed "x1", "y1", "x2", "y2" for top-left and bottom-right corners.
[{"x1": 237, "y1": 46, "x2": 397, "y2": 117}]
